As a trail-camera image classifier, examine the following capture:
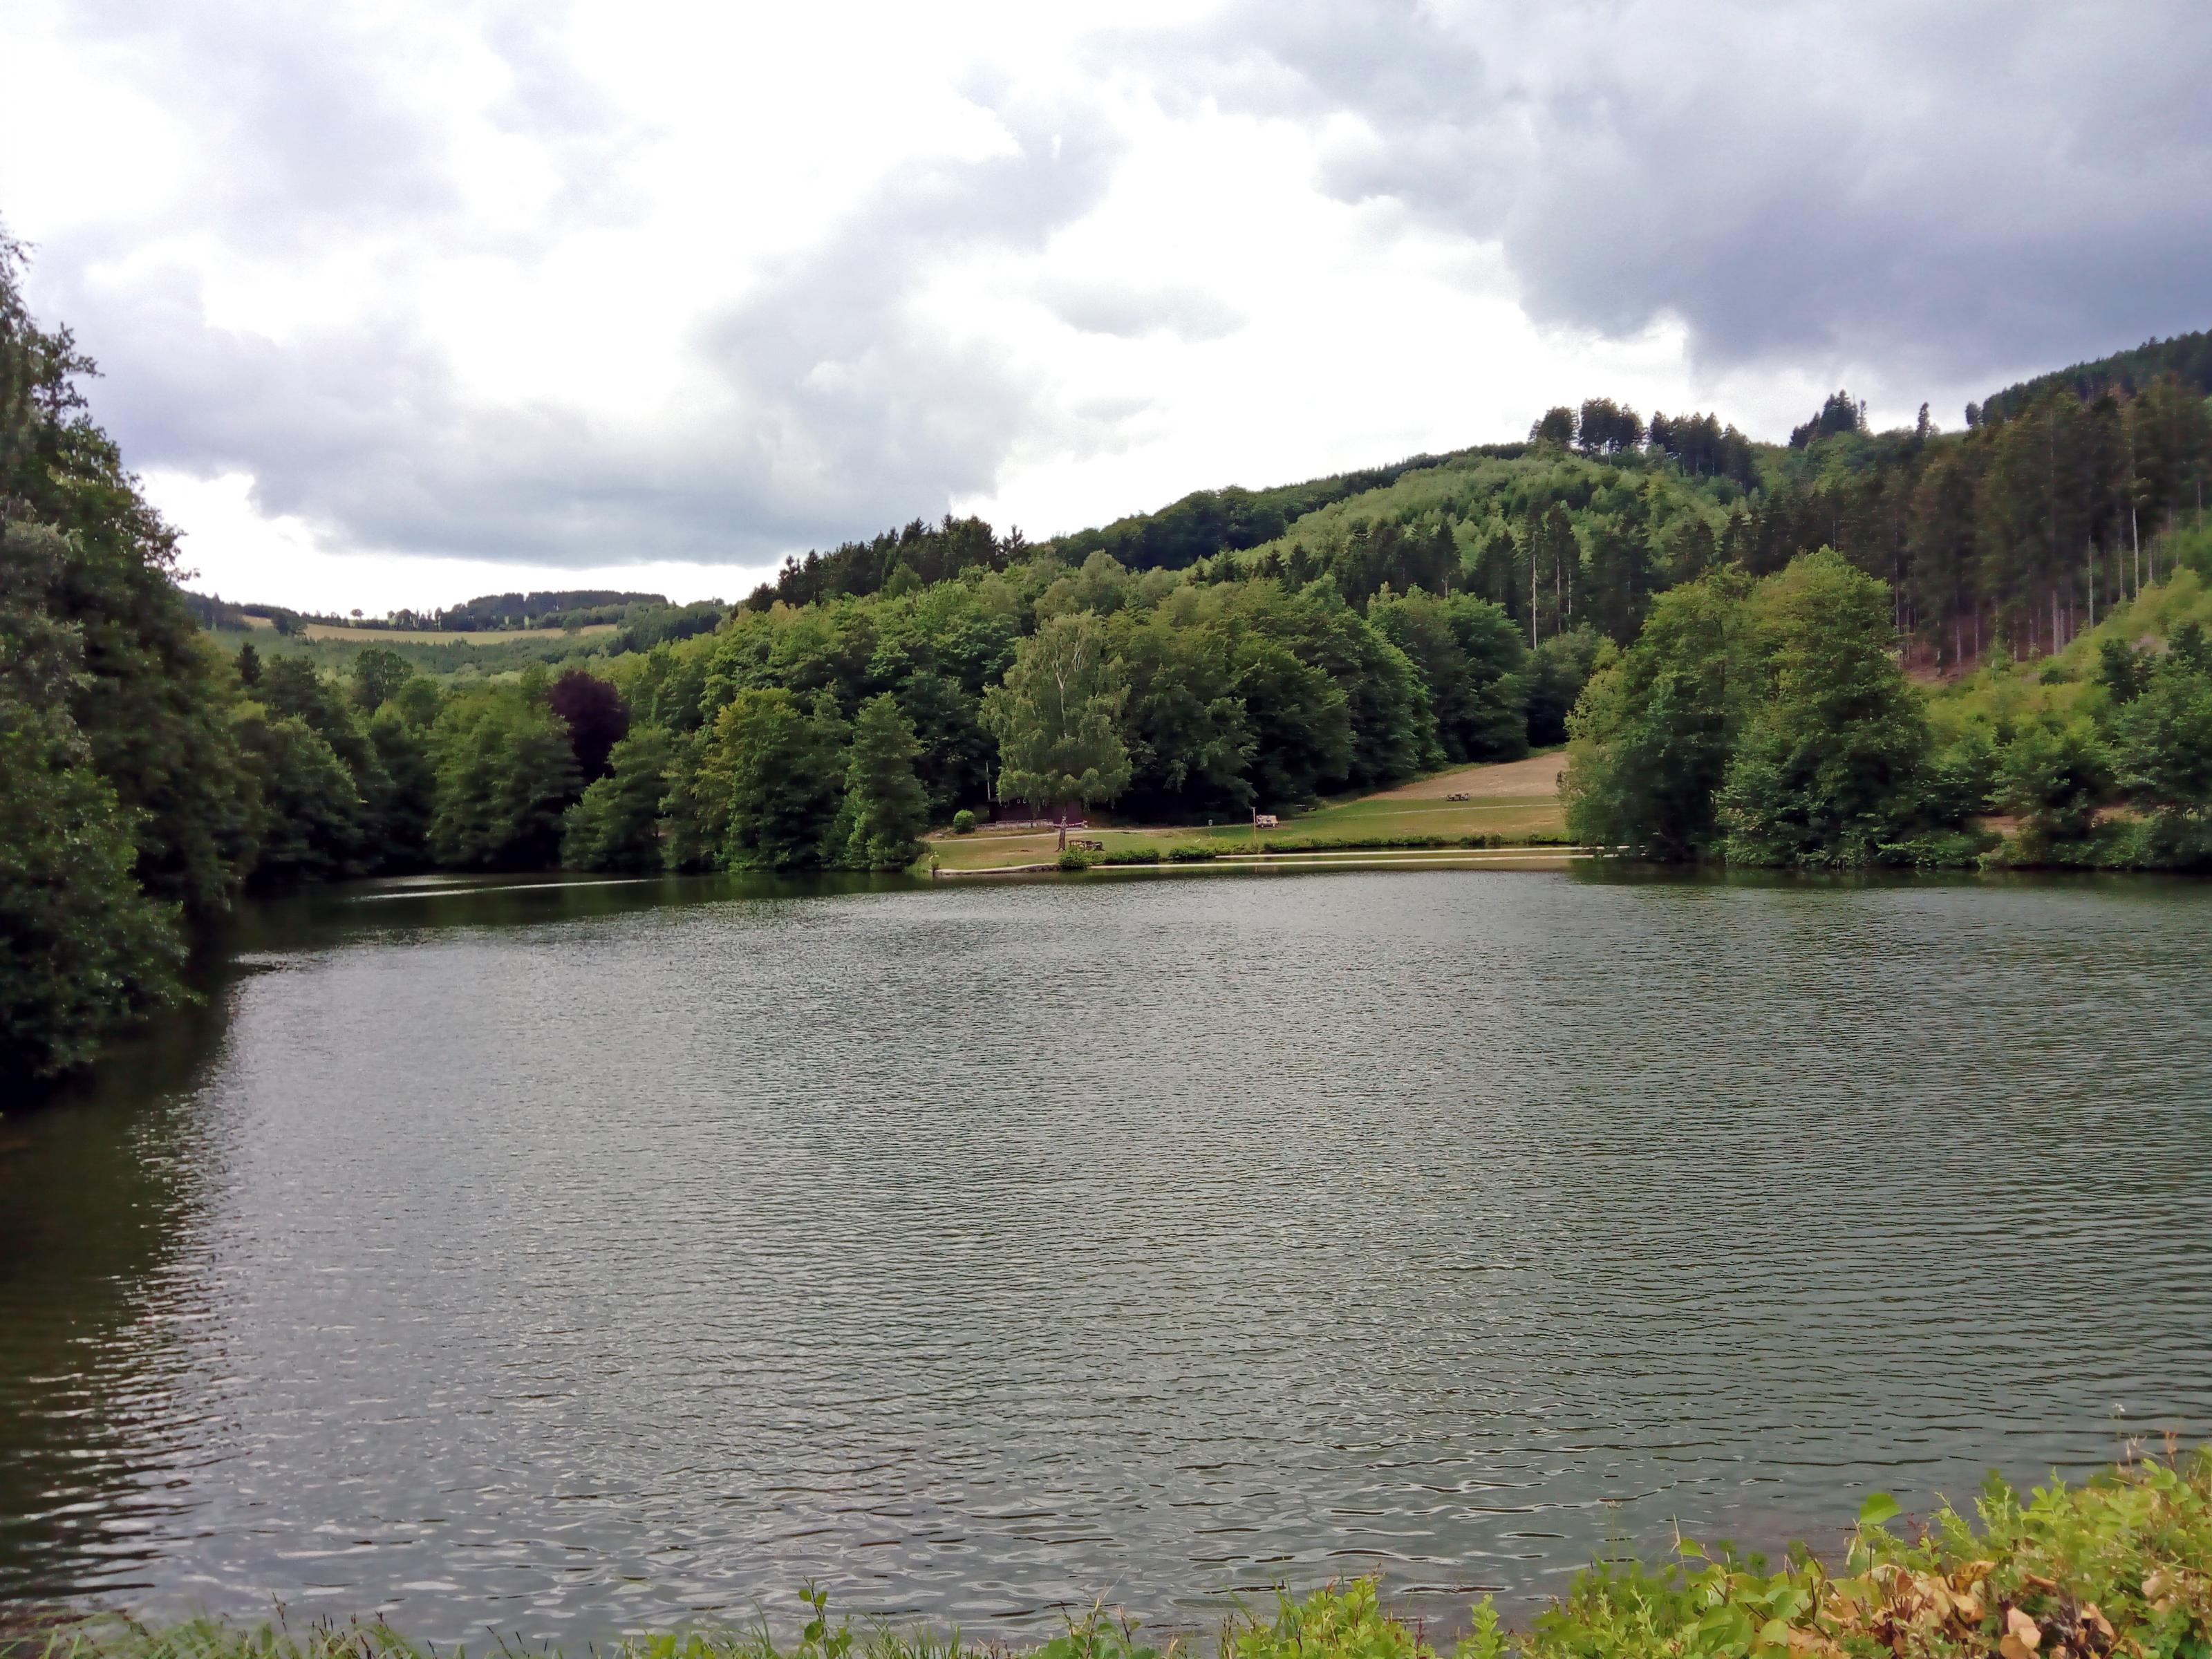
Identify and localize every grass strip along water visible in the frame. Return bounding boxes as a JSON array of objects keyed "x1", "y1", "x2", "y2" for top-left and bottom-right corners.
[{"x1": 15, "y1": 1450, "x2": 2208, "y2": 1659}]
